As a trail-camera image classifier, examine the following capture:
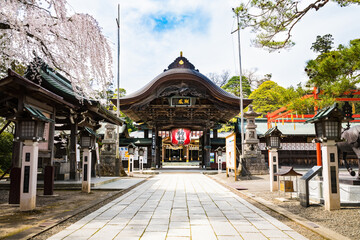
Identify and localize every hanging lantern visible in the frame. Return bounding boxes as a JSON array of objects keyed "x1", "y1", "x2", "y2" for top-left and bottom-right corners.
[{"x1": 171, "y1": 128, "x2": 191, "y2": 145}]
